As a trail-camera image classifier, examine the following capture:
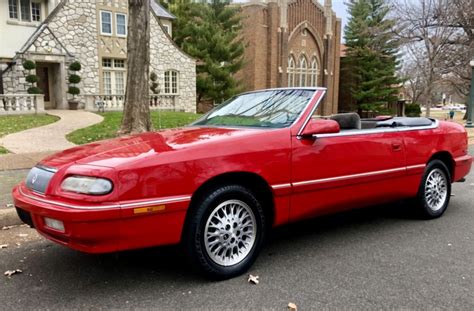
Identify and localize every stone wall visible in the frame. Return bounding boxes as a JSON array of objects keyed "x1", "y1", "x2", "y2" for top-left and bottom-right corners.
[
  {"x1": 41, "y1": 0, "x2": 100, "y2": 97},
  {"x1": 2, "y1": 63, "x2": 28, "y2": 94},
  {"x1": 3, "y1": 0, "x2": 98, "y2": 104},
  {"x1": 149, "y1": 15, "x2": 196, "y2": 113}
]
